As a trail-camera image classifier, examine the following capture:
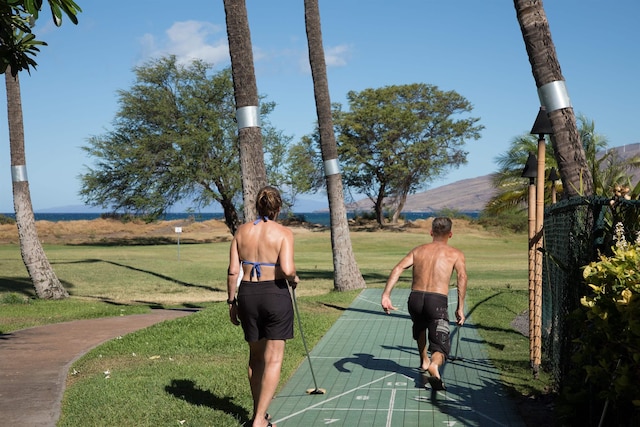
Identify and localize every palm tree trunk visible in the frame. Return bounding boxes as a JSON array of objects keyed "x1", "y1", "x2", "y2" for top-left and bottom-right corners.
[
  {"x1": 5, "y1": 68, "x2": 68, "y2": 299},
  {"x1": 514, "y1": 0, "x2": 593, "y2": 197},
  {"x1": 304, "y1": 0, "x2": 365, "y2": 291},
  {"x1": 223, "y1": 0, "x2": 267, "y2": 222}
]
